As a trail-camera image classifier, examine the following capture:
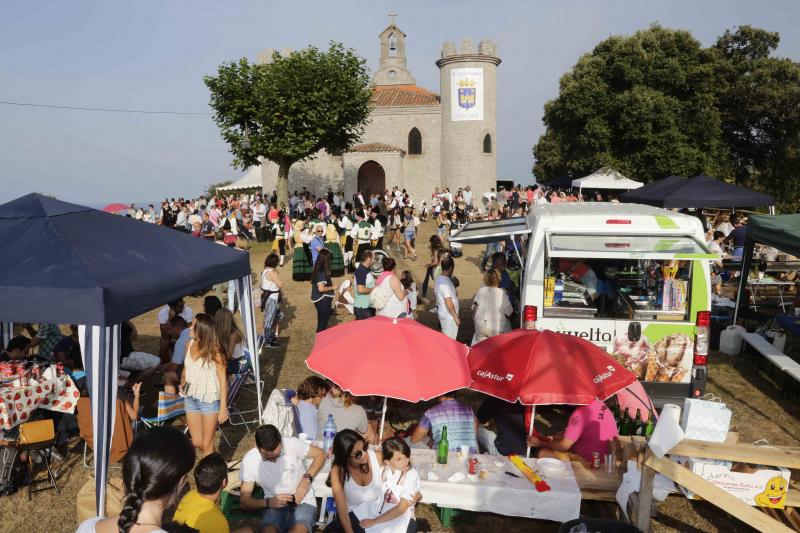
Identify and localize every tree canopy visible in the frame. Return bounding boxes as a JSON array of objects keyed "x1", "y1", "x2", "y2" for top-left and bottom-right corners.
[
  {"x1": 533, "y1": 25, "x2": 800, "y2": 209},
  {"x1": 204, "y1": 42, "x2": 372, "y2": 204}
]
